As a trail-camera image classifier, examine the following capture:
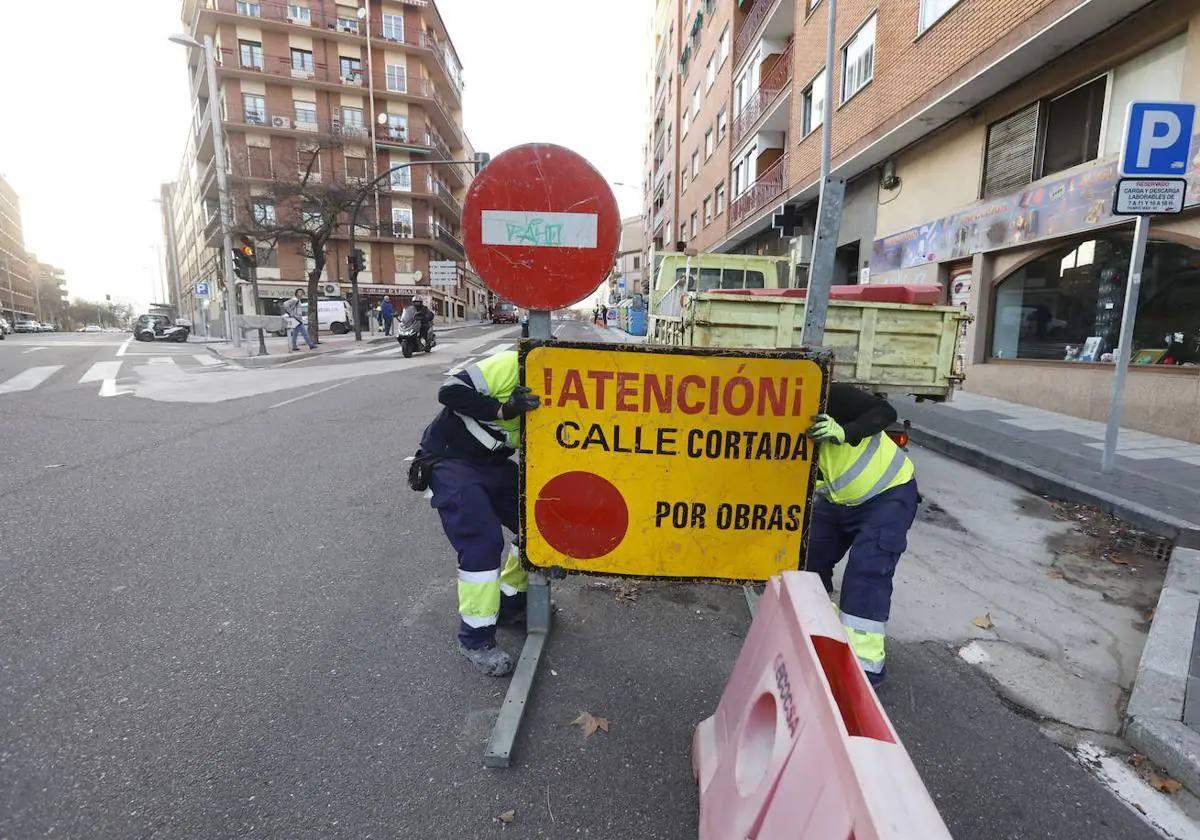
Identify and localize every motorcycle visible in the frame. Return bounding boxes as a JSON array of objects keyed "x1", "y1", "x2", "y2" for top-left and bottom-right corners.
[{"x1": 396, "y1": 321, "x2": 437, "y2": 358}]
